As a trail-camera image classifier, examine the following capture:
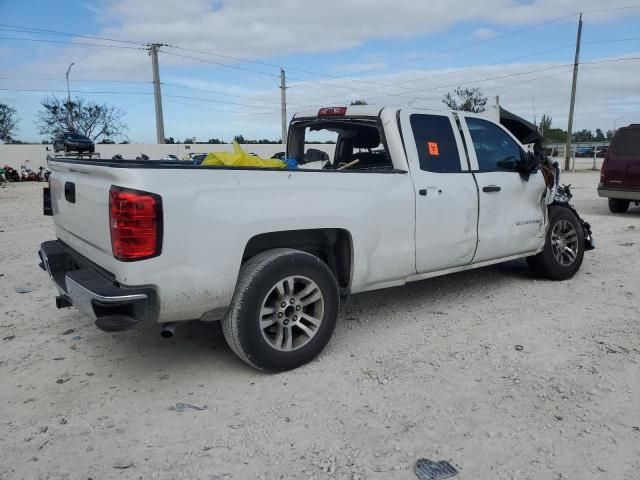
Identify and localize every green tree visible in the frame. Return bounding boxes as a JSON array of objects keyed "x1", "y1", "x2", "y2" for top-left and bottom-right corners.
[
  {"x1": 572, "y1": 129, "x2": 594, "y2": 142},
  {"x1": 606, "y1": 129, "x2": 615, "y2": 140},
  {"x1": 207, "y1": 138, "x2": 223, "y2": 144},
  {"x1": 544, "y1": 128, "x2": 567, "y2": 143},
  {"x1": 0, "y1": 103, "x2": 19, "y2": 143},
  {"x1": 165, "y1": 137, "x2": 176, "y2": 144},
  {"x1": 37, "y1": 95, "x2": 127, "y2": 141},
  {"x1": 442, "y1": 87, "x2": 488, "y2": 113},
  {"x1": 233, "y1": 134, "x2": 246, "y2": 144},
  {"x1": 350, "y1": 100, "x2": 368, "y2": 105},
  {"x1": 594, "y1": 129, "x2": 605, "y2": 142},
  {"x1": 539, "y1": 114, "x2": 552, "y2": 135}
]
